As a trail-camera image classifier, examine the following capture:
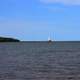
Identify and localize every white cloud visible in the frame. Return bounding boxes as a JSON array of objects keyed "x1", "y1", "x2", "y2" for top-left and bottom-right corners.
[
  {"x1": 44, "y1": 6, "x2": 64, "y2": 12},
  {"x1": 40, "y1": 0, "x2": 80, "y2": 5}
]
